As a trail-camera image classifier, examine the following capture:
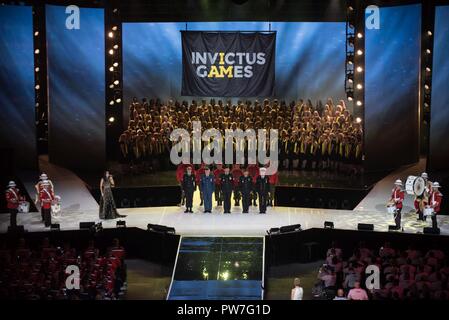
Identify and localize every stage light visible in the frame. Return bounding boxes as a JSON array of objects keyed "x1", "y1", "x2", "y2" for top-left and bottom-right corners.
[
  {"x1": 426, "y1": 67, "x2": 431, "y2": 72},
  {"x1": 356, "y1": 101, "x2": 363, "y2": 106},
  {"x1": 424, "y1": 102, "x2": 429, "y2": 108},
  {"x1": 357, "y1": 66, "x2": 363, "y2": 73},
  {"x1": 348, "y1": 6, "x2": 354, "y2": 11},
  {"x1": 109, "y1": 100, "x2": 114, "y2": 105},
  {"x1": 424, "y1": 84, "x2": 430, "y2": 90},
  {"x1": 426, "y1": 49, "x2": 431, "y2": 54},
  {"x1": 34, "y1": 31, "x2": 39, "y2": 36},
  {"x1": 357, "y1": 33, "x2": 363, "y2": 39},
  {"x1": 35, "y1": 67, "x2": 39, "y2": 72},
  {"x1": 35, "y1": 84, "x2": 40, "y2": 90},
  {"x1": 113, "y1": 44, "x2": 119, "y2": 50},
  {"x1": 109, "y1": 117, "x2": 115, "y2": 123},
  {"x1": 356, "y1": 117, "x2": 362, "y2": 123},
  {"x1": 357, "y1": 84, "x2": 363, "y2": 90},
  {"x1": 357, "y1": 49, "x2": 363, "y2": 55},
  {"x1": 347, "y1": 96, "x2": 353, "y2": 101},
  {"x1": 109, "y1": 66, "x2": 114, "y2": 72},
  {"x1": 108, "y1": 32, "x2": 114, "y2": 38},
  {"x1": 116, "y1": 98, "x2": 122, "y2": 103},
  {"x1": 427, "y1": 30, "x2": 432, "y2": 36},
  {"x1": 35, "y1": 102, "x2": 39, "y2": 107},
  {"x1": 113, "y1": 8, "x2": 118, "y2": 13},
  {"x1": 112, "y1": 26, "x2": 118, "y2": 31},
  {"x1": 113, "y1": 62, "x2": 119, "y2": 67},
  {"x1": 114, "y1": 80, "x2": 120, "y2": 85},
  {"x1": 348, "y1": 78, "x2": 353, "y2": 84},
  {"x1": 109, "y1": 84, "x2": 114, "y2": 89},
  {"x1": 109, "y1": 49, "x2": 114, "y2": 55},
  {"x1": 34, "y1": 49, "x2": 40, "y2": 54},
  {"x1": 347, "y1": 60, "x2": 353, "y2": 65}
]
